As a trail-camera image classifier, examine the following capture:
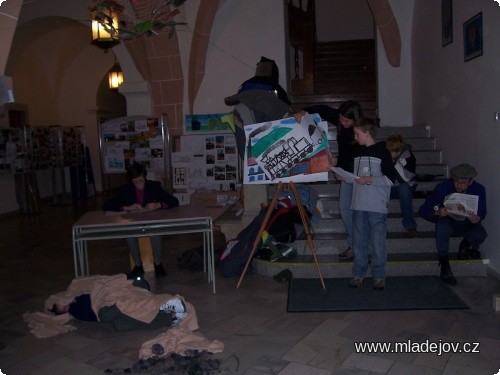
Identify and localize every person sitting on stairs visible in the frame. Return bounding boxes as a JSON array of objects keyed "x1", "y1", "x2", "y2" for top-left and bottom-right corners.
[
  {"x1": 386, "y1": 134, "x2": 419, "y2": 237},
  {"x1": 418, "y1": 163, "x2": 487, "y2": 285},
  {"x1": 103, "y1": 163, "x2": 179, "y2": 278}
]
